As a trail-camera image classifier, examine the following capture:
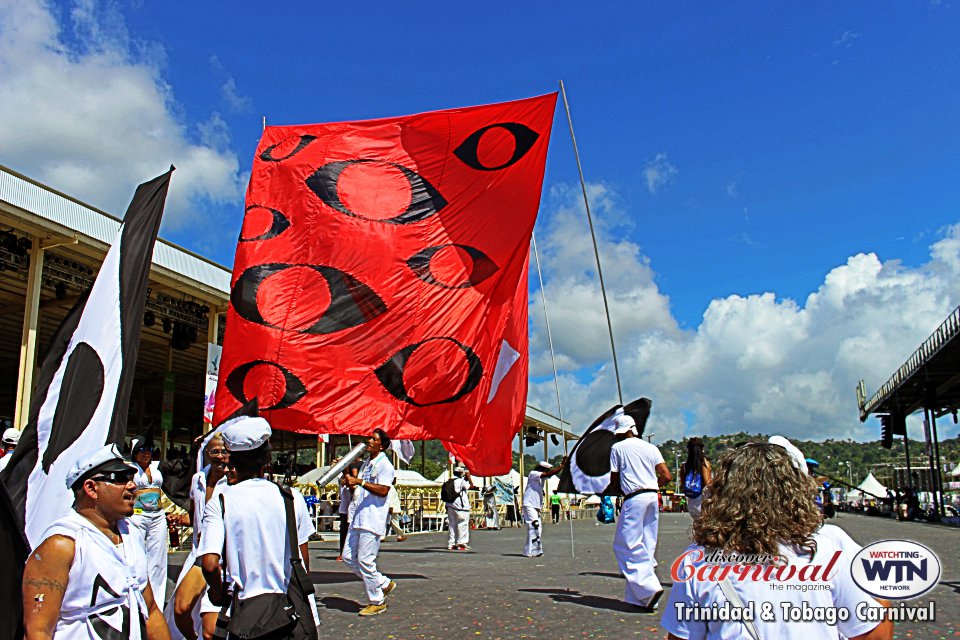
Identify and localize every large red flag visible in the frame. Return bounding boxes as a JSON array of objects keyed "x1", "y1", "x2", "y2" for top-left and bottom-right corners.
[{"x1": 215, "y1": 94, "x2": 555, "y2": 471}]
